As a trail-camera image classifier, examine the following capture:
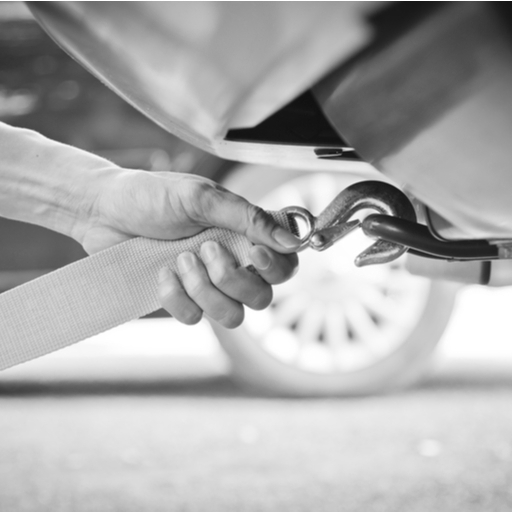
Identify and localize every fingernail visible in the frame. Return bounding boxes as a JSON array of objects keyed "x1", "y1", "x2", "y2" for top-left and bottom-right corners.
[
  {"x1": 201, "y1": 241, "x2": 218, "y2": 264},
  {"x1": 178, "y1": 252, "x2": 195, "y2": 273},
  {"x1": 273, "y1": 227, "x2": 301, "y2": 249},
  {"x1": 251, "y1": 246, "x2": 271, "y2": 270},
  {"x1": 158, "y1": 267, "x2": 170, "y2": 284}
]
